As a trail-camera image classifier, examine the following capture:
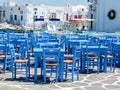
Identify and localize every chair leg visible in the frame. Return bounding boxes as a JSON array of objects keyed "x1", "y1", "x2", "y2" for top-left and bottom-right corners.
[
  {"x1": 40, "y1": 61, "x2": 43, "y2": 76},
  {"x1": 3, "y1": 63, "x2": 6, "y2": 74},
  {"x1": 65, "y1": 63, "x2": 68, "y2": 79},
  {"x1": 78, "y1": 60, "x2": 80, "y2": 80},
  {"x1": 15, "y1": 63, "x2": 16, "y2": 79},
  {"x1": 77, "y1": 70, "x2": 79, "y2": 80},
  {"x1": 12, "y1": 63, "x2": 15, "y2": 80},
  {"x1": 50, "y1": 66, "x2": 53, "y2": 76},
  {"x1": 3, "y1": 58, "x2": 6, "y2": 73},
  {"x1": 93, "y1": 60, "x2": 95, "y2": 68},
  {"x1": 86, "y1": 59, "x2": 89, "y2": 74},
  {"x1": 110, "y1": 59, "x2": 113, "y2": 72},
  {"x1": 100, "y1": 57, "x2": 103, "y2": 71},
  {"x1": 97, "y1": 59, "x2": 100, "y2": 74},
  {"x1": 43, "y1": 65, "x2": 46, "y2": 84},
  {"x1": 12, "y1": 63, "x2": 16, "y2": 80},
  {"x1": 61, "y1": 61, "x2": 64, "y2": 82},
  {"x1": 26, "y1": 62, "x2": 28, "y2": 80},
  {"x1": 77, "y1": 65, "x2": 79, "y2": 80},
  {"x1": 56, "y1": 66, "x2": 58, "y2": 83},
  {"x1": 72, "y1": 63, "x2": 74, "y2": 82},
  {"x1": 28, "y1": 60, "x2": 30, "y2": 78},
  {"x1": 113, "y1": 59, "x2": 116, "y2": 72}
]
